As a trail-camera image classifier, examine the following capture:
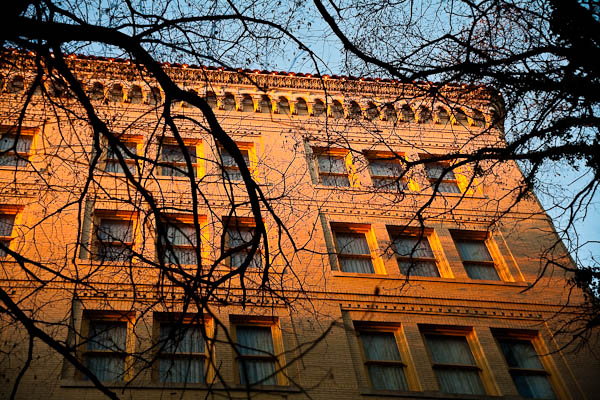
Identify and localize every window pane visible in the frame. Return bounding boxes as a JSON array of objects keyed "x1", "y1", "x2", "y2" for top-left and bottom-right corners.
[
  {"x1": 159, "y1": 358, "x2": 204, "y2": 383},
  {"x1": 369, "y1": 160, "x2": 402, "y2": 177},
  {"x1": 159, "y1": 324, "x2": 205, "y2": 353},
  {"x1": 393, "y1": 237, "x2": 434, "y2": 258},
  {"x1": 107, "y1": 143, "x2": 137, "y2": 160},
  {"x1": 98, "y1": 219, "x2": 133, "y2": 243},
  {"x1": 221, "y1": 148, "x2": 250, "y2": 167},
  {"x1": 512, "y1": 373, "x2": 556, "y2": 399},
  {"x1": 426, "y1": 335, "x2": 475, "y2": 365},
  {"x1": 339, "y1": 256, "x2": 374, "y2": 273},
  {"x1": 86, "y1": 354, "x2": 125, "y2": 381},
  {"x1": 336, "y1": 233, "x2": 370, "y2": 255},
  {"x1": 165, "y1": 247, "x2": 197, "y2": 265},
  {"x1": 88, "y1": 321, "x2": 127, "y2": 351},
  {"x1": 455, "y1": 240, "x2": 493, "y2": 262},
  {"x1": 436, "y1": 368, "x2": 485, "y2": 395},
  {"x1": 0, "y1": 214, "x2": 15, "y2": 236},
  {"x1": 162, "y1": 144, "x2": 195, "y2": 163},
  {"x1": 398, "y1": 261, "x2": 440, "y2": 277},
  {"x1": 238, "y1": 359, "x2": 277, "y2": 385},
  {"x1": 361, "y1": 332, "x2": 401, "y2": 361},
  {"x1": 231, "y1": 251, "x2": 262, "y2": 269},
  {"x1": 499, "y1": 340, "x2": 544, "y2": 369},
  {"x1": 368, "y1": 365, "x2": 408, "y2": 391},
  {"x1": 426, "y1": 164, "x2": 455, "y2": 180},
  {"x1": 318, "y1": 155, "x2": 346, "y2": 174},
  {"x1": 237, "y1": 326, "x2": 274, "y2": 355},
  {"x1": 167, "y1": 224, "x2": 197, "y2": 247},
  {"x1": 437, "y1": 181, "x2": 461, "y2": 193},
  {"x1": 0, "y1": 135, "x2": 32, "y2": 153},
  {"x1": 98, "y1": 244, "x2": 134, "y2": 262},
  {"x1": 321, "y1": 174, "x2": 350, "y2": 187},
  {"x1": 465, "y1": 263, "x2": 500, "y2": 280}
]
